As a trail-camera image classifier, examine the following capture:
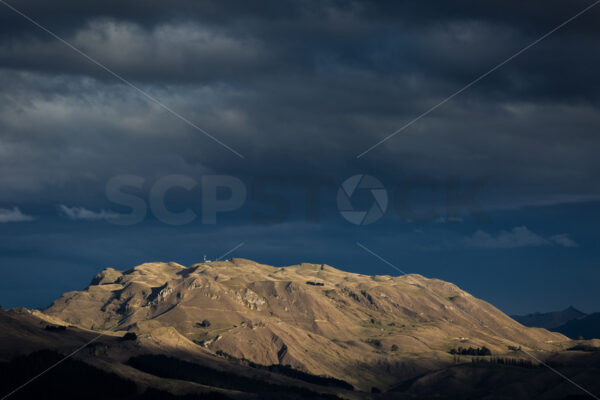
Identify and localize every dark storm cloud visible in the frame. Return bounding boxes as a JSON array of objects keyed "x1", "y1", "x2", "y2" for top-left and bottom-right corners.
[
  {"x1": 1, "y1": 0, "x2": 600, "y2": 210},
  {"x1": 1, "y1": 0, "x2": 599, "y2": 95}
]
